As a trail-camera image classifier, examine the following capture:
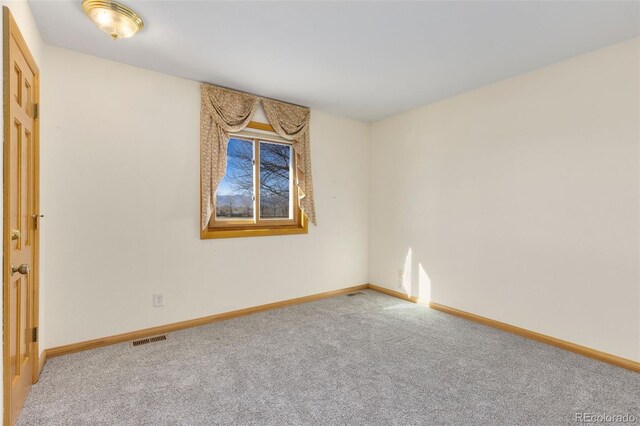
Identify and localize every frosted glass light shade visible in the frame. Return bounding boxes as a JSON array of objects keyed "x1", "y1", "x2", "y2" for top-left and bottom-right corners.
[{"x1": 82, "y1": 0, "x2": 144, "y2": 40}]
